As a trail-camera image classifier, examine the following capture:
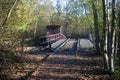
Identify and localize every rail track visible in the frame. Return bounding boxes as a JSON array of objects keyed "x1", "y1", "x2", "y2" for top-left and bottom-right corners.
[
  {"x1": 17, "y1": 38, "x2": 110, "y2": 80},
  {"x1": 26, "y1": 38, "x2": 78, "y2": 80}
]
